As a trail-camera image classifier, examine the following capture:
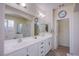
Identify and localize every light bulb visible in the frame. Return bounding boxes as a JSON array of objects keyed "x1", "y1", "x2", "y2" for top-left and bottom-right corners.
[
  {"x1": 20, "y1": 3, "x2": 26, "y2": 7},
  {"x1": 39, "y1": 12, "x2": 45, "y2": 18}
]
